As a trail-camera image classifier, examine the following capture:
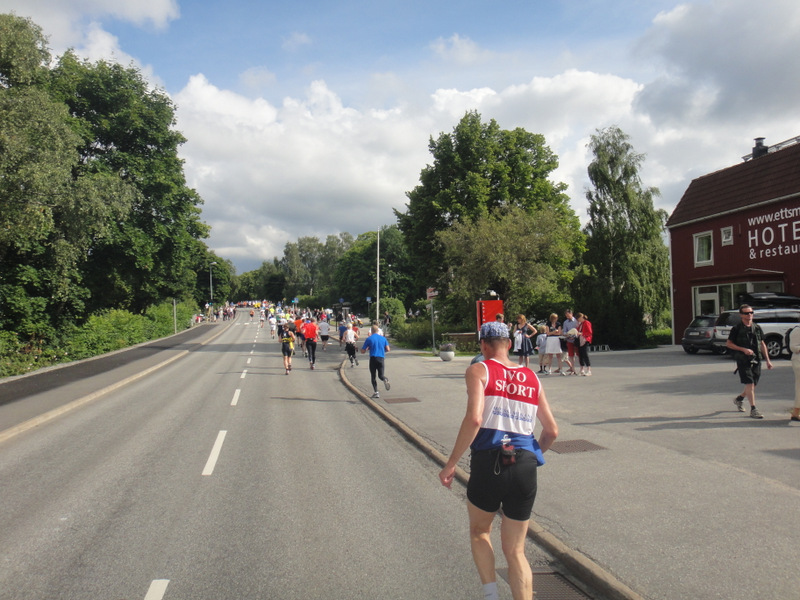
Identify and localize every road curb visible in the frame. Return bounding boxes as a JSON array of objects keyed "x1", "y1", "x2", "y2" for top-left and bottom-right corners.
[{"x1": 338, "y1": 358, "x2": 645, "y2": 600}]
